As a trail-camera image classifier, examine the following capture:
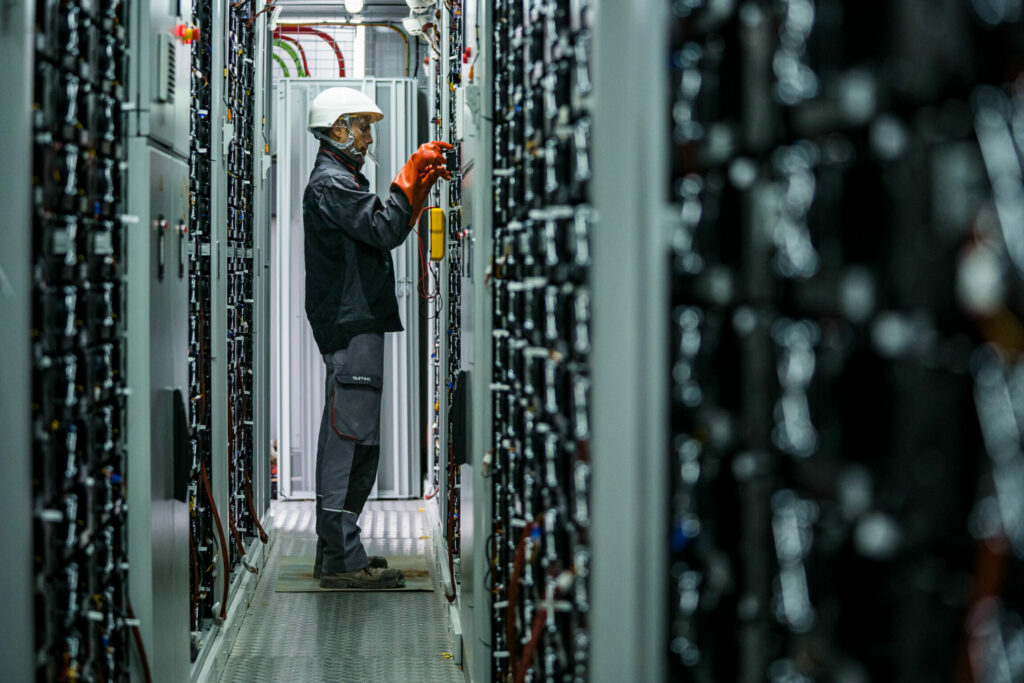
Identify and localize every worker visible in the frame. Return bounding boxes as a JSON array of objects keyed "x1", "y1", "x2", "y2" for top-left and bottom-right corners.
[{"x1": 303, "y1": 87, "x2": 451, "y2": 589}]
